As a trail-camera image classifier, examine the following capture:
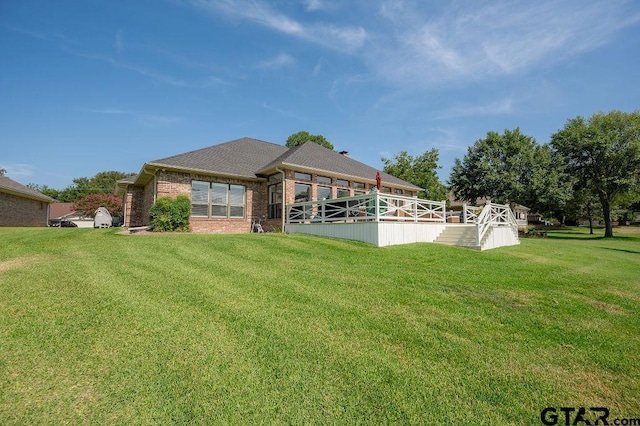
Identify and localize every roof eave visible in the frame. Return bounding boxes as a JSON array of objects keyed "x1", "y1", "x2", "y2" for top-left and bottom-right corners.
[
  {"x1": 0, "y1": 186, "x2": 54, "y2": 203},
  {"x1": 257, "y1": 162, "x2": 422, "y2": 192}
]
